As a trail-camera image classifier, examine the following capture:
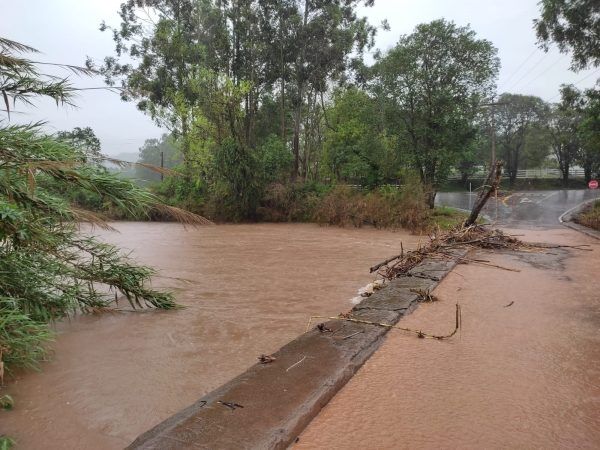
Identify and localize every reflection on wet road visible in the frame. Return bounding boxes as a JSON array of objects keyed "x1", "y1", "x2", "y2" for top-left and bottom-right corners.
[{"x1": 437, "y1": 189, "x2": 600, "y2": 228}]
